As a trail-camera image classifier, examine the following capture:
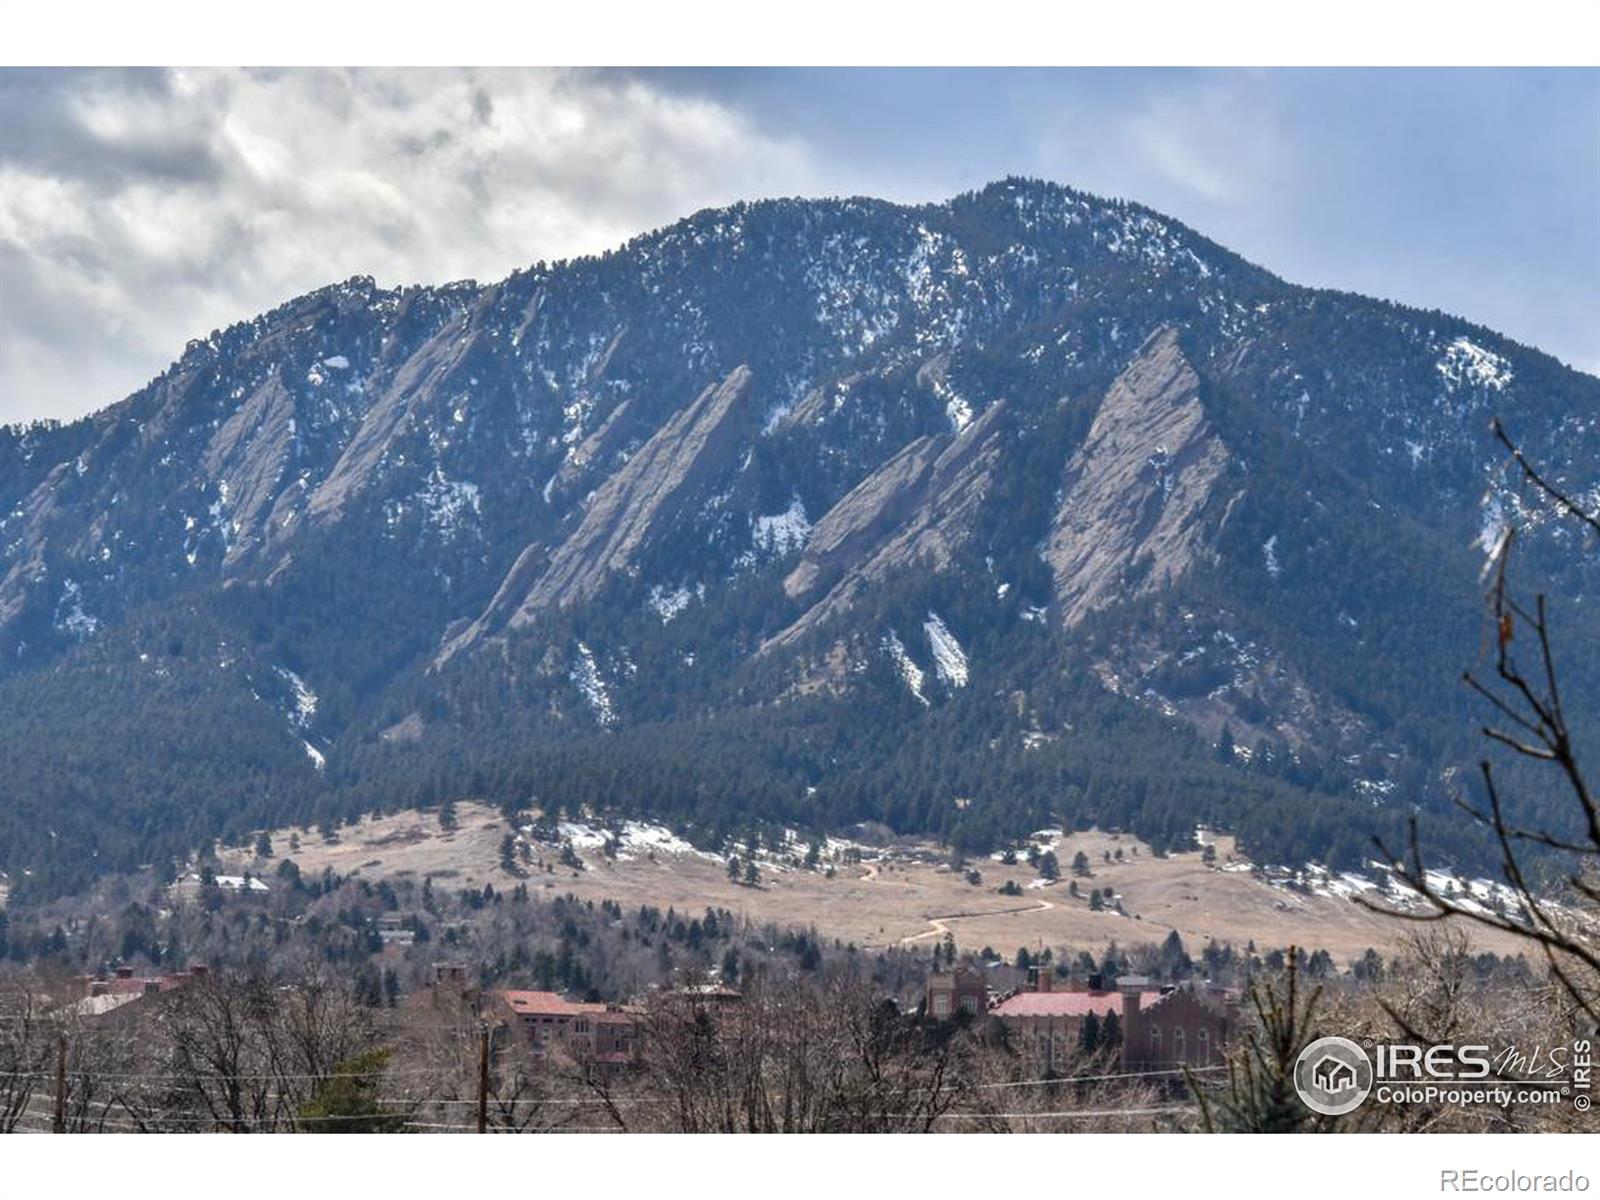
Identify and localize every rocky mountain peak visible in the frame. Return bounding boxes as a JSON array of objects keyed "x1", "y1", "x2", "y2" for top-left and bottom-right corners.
[
  {"x1": 1, "y1": 183, "x2": 1596, "y2": 900},
  {"x1": 1046, "y1": 327, "x2": 1236, "y2": 626}
]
